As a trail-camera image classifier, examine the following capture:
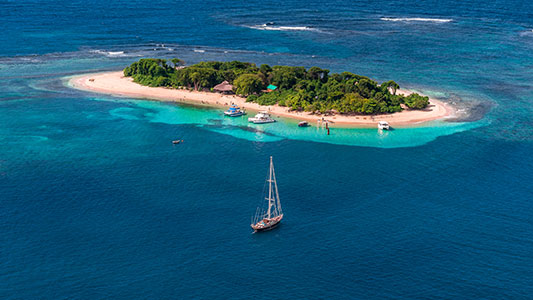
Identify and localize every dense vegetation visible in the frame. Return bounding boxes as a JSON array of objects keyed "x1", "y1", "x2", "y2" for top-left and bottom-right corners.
[{"x1": 123, "y1": 58, "x2": 429, "y2": 114}]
